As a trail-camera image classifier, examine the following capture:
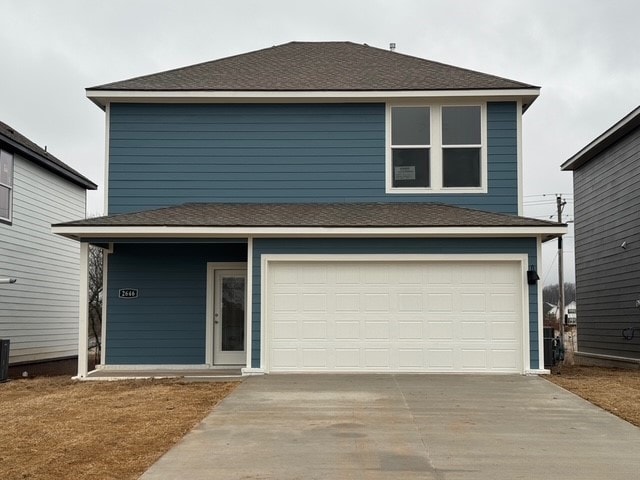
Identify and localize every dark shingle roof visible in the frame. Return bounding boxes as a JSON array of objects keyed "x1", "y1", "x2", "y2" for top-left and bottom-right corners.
[
  {"x1": 561, "y1": 106, "x2": 640, "y2": 171},
  {"x1": 57, "y1": 203, "x2": 560, "y2": 229},
  {"x1": 0, "y1": 121, "x2": 97, "y2": 190},
  {"x1": 89, "y1": 41, "x2": 537, "y2": 92}
]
